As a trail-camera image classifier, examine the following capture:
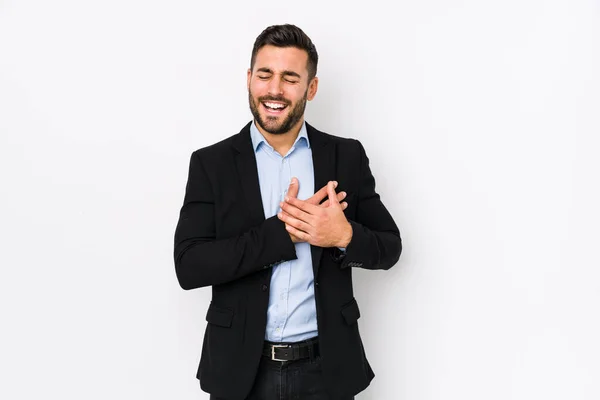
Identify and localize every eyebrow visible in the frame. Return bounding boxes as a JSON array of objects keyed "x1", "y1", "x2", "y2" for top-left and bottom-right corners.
[{"x1": 256, "y1": 68, "x2": 301, "y2": 79}]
